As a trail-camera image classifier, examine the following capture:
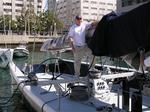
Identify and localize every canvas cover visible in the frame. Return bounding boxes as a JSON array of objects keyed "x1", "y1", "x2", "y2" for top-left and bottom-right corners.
[{"x1": 88, "y1": 1, "x2": 150, "y2": 57}]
